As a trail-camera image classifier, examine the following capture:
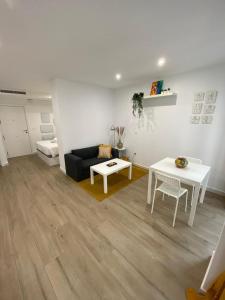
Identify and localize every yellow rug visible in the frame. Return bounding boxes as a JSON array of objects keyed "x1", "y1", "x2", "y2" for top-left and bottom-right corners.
[{"x1": 78, "y1": 166, "x2": 148, "y2": 201}]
